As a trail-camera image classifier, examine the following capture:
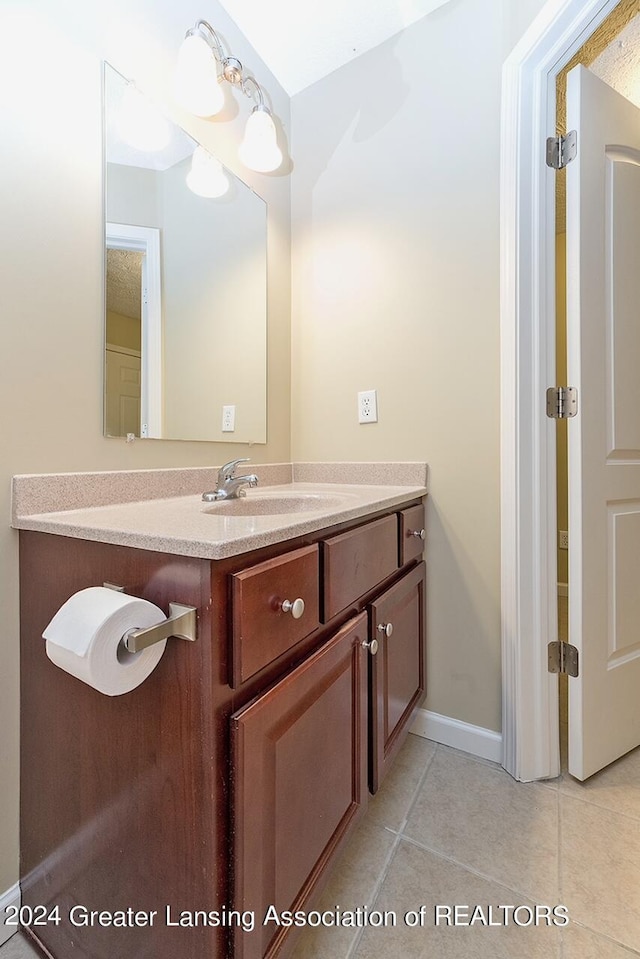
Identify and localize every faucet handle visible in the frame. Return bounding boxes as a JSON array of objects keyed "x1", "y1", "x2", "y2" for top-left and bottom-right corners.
[{"x1": 217, "y1": 458, "x2": 250, "y2": 483}]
